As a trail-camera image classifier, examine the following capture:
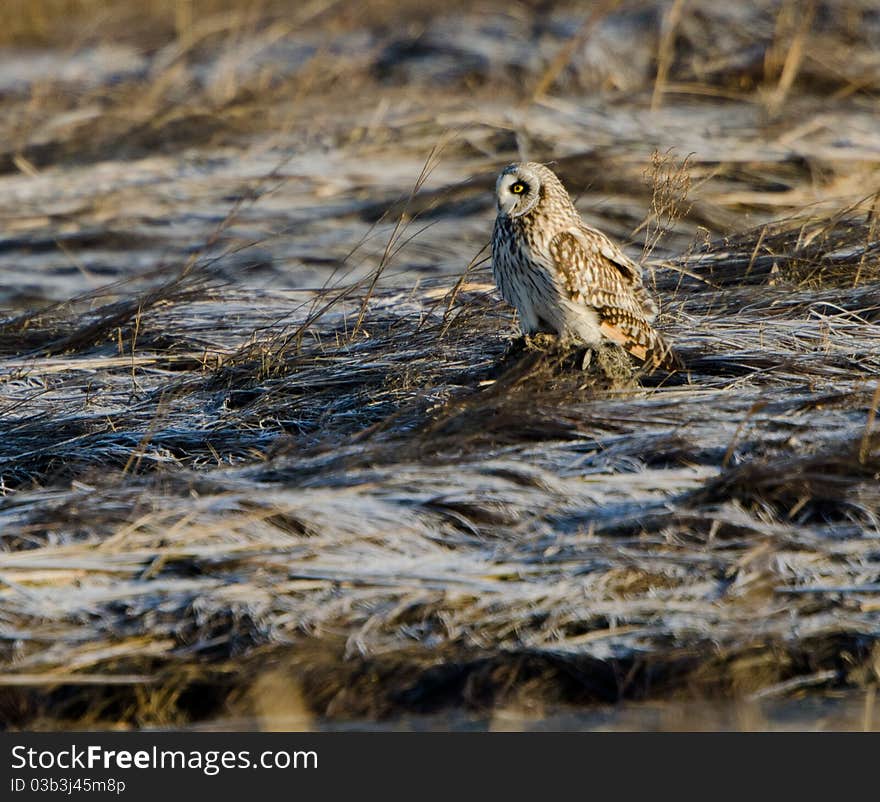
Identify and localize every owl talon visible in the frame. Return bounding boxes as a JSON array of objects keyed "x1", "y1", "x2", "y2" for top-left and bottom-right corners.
[{"x1": 581, "y1": 349, "x2": 593, "y2": 370}]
